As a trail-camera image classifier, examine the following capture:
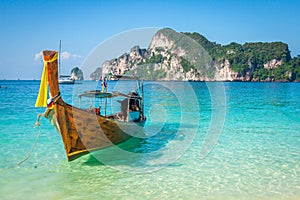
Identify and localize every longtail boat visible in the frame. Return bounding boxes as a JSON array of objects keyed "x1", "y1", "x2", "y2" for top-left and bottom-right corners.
[{"x1": 35, "y1": 50, "x2": 146, "y2": 161}]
